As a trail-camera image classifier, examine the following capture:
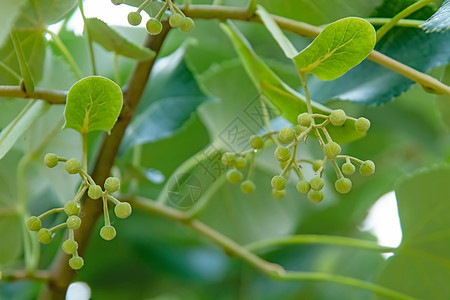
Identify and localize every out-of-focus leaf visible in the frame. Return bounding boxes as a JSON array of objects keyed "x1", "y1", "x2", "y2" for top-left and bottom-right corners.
[
  {"x1": 307, "y1": 0, "x2": 449, "y2": 105},
  {"x1": 85, "y1": 18, "x2": 155, "y2": 61},
  {"x1": 221, "y1": 22, "x2": 365, "y2": 144},
  {"x1": 0, "y1": 101, "x2": 50, "y2": 160},
  {"x1": 64, "y1": 76, "x2": 123, "y2": 134},
  {"x1": 0, "y1": 0, "x2": 27, "y2": 48},
  {"x1": 437, "y1": 65, "x2": 450, "y2": 129},
  {"x1": 293, "y1": 17, "x2": 376, "y2": 81},
  {"x1": 14, "y1": 0, "x2": 77, "y2": 30},
  {"x1": 122, "y1": 46, "x2": 213, "y2": 150},
  {"x1": 0, "y1": 31, "x2": 46, "y2": 85},
  {"x1": 421, "y1": 0, "x2": 450, "y2": 33},
  {"x1": 377, "y1": 165, "x2": 450, "y2": 300},
  {"x1": 0, "y1": 215, "x2": 22, "y2": 265}
]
